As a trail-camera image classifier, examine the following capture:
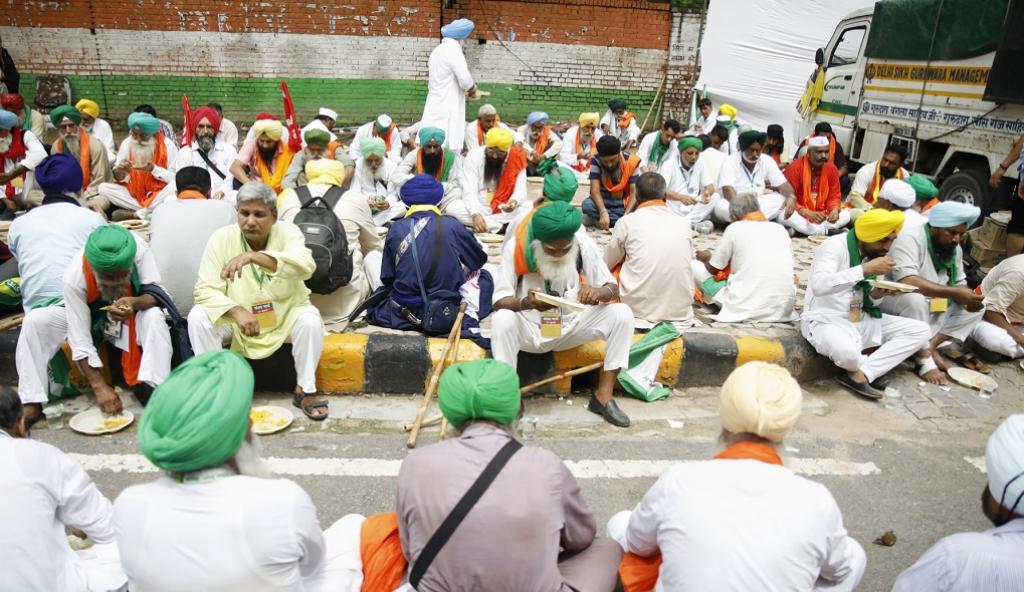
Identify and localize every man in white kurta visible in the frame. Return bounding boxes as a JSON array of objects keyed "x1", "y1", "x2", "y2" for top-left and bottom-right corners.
[
  {"x1": 662, "y1": 136, "x2": 717, "y2": 225},
  {"x1": 559, "y1": 113, "x2": 604, "y2": 181},
  {"x1": 463, "y1": 103, "x2": 515, "y2": 154},
  {"x1": 300, "y1": 107, "x2": 338, "y2": 146},
  {"x1": 347, "y1": 137, "x2": 403, "y2": 226},
  {"x1": 76, "y1": 99, "x2": 117, "y2": 162},
  {"x1": 0, "y1": 392, "x2": 127, "y2": 592},
  {"x1": 802, "y1": 209, "x2": 931, "y2": 398},
  {"x1": 349, "y1": 114, "x2": 402, "y2": 164},
  {"x1": 420, "y1": 19, "x2": 477, "y2": 152},
  {"x1": 95, "y1": 113, "x2": 178, "y2": 218},
  {"x1": 972, "y1": 254, "x2": 1024, "y2": 358},
  {"x1": 713, "y1": 130, "x2": 796, "y2": 224},
  {"x1": 455, "y1": 127, "x2": 529, "y2": 233},
  {"x1": 167, "y1": 106, "x2": 237, "y2": 202},
  {"x1": 516, "y1": 111, "x2": 563, "y2": 175},
  {"x1": 390, "y1": 126, "x2": 464, "y2": 221},
  {"x1": 607, "y1": 362, "x2": 866, "y2": 592},
  {"x1": 604, "y1": 172, "x2": 695, "y2": 329},
  {"x1": 600, "y1": 98, "x2": 641, "y2": 150},
  {"x1": 0, "y1": 108, "x2": 46, "y2": 209},
  {"x1": 636, "y1": 119, "x2": 680, "y2": 176},
  {"x1": 278, "y1": 160, "x2": 383, "y2": 332},
  {"x1": 209, "y1": 103, "x2": 239, "y2": 148}
]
